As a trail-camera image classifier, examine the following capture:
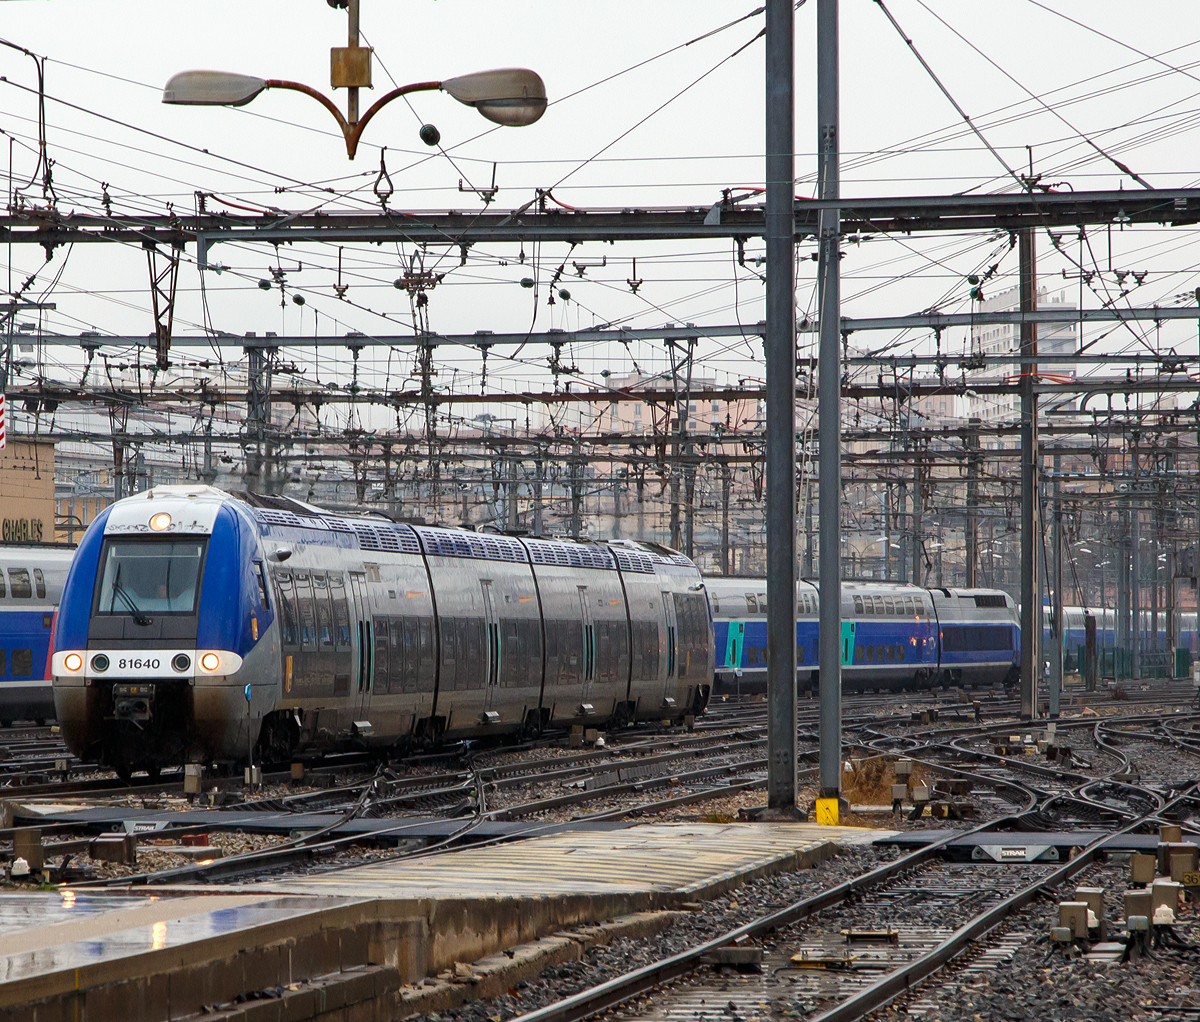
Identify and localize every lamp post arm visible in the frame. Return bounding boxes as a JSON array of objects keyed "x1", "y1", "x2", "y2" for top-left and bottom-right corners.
[
  {"x1": 346, "y1": 81, "x2": 442, "y2": 158},
  {"x1": 264, "y1": 79, "x2": 351, "y2": 136}
]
